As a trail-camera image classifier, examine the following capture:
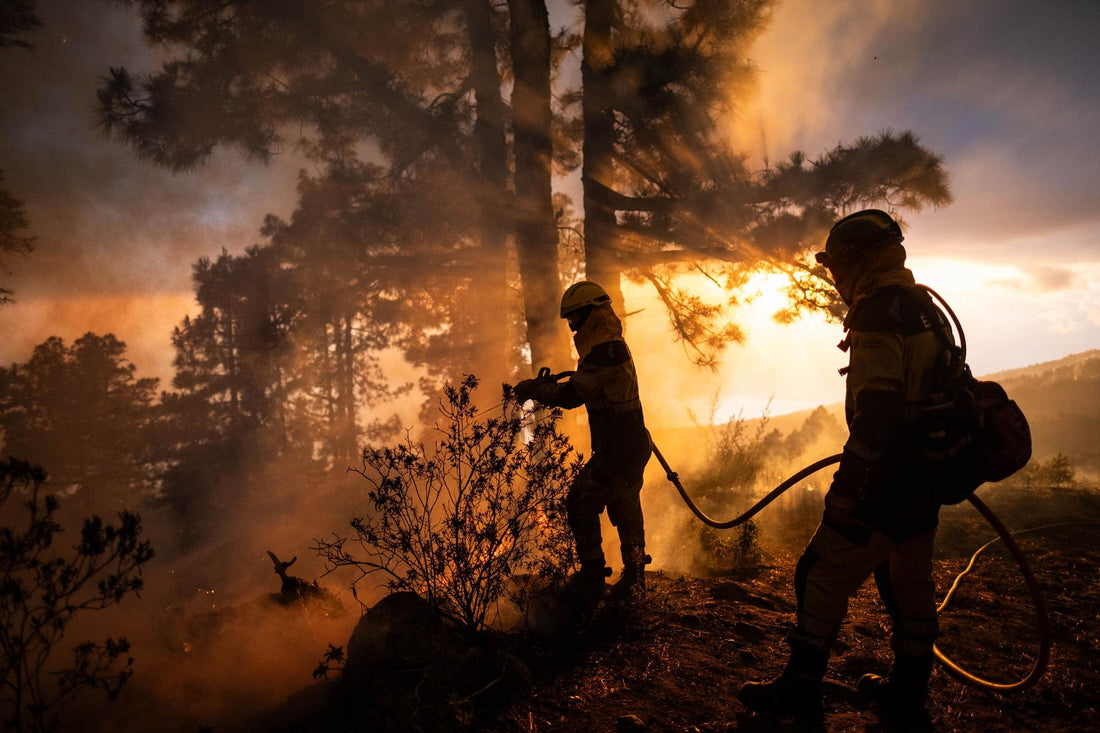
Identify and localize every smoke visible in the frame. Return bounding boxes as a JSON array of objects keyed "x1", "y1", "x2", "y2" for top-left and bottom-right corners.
[
  {"x1": 48, "y1": 461, "x2": 374, "y2": 733},
  {"x1": 637, "y1": 403, "x2": 847, "y2": 578},
  {"x1": 0, "y1": 294, "x2": 194, "y2": 383}
]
